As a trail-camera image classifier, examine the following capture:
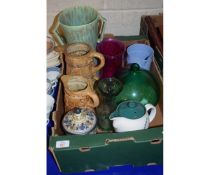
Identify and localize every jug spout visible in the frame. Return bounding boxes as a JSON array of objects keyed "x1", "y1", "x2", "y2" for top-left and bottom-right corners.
[
  {"x1": 109, "y1": 112, "x2": 119, "y2": 120},
  {"x1": 109, "y1": 116, "x2": 129, "y2": 130}
]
